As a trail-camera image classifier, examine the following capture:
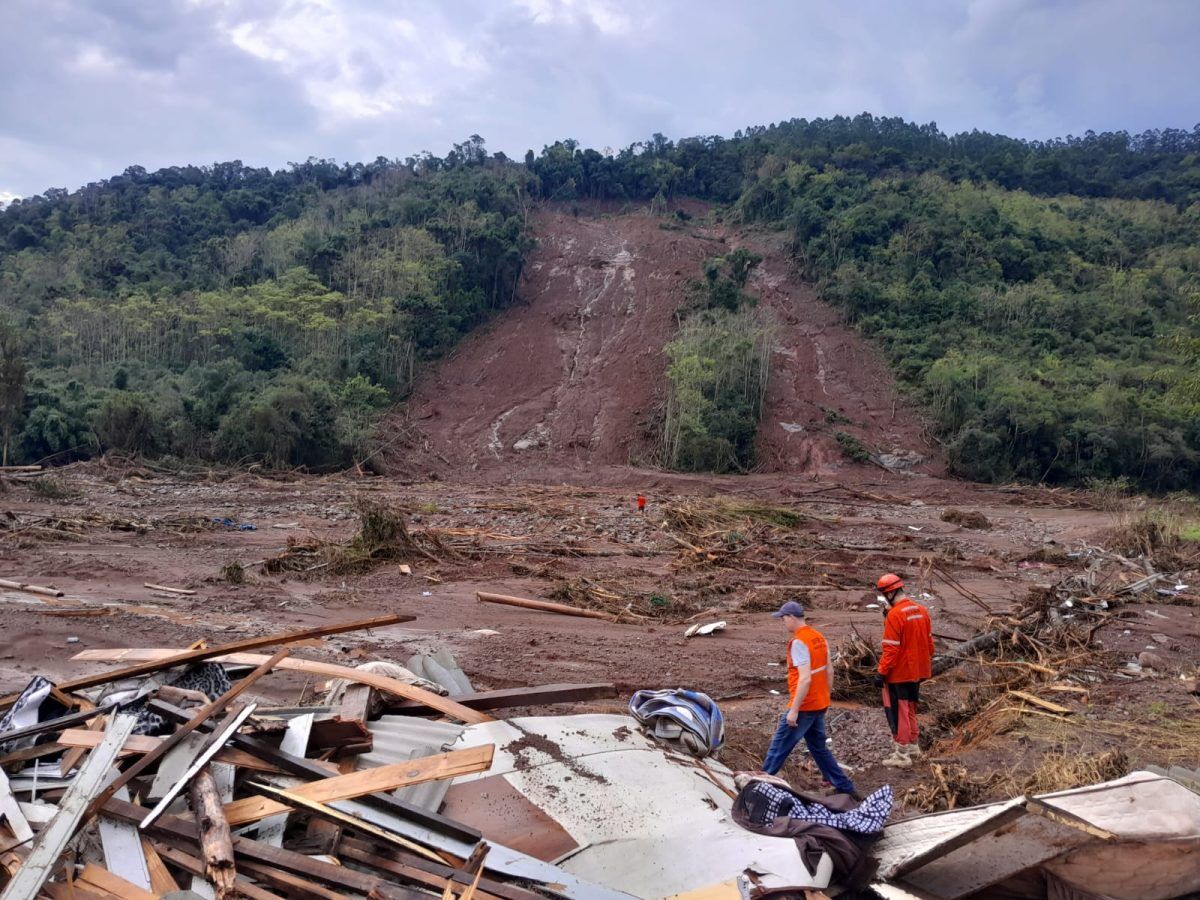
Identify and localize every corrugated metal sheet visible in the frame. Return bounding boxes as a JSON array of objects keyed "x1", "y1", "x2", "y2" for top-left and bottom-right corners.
[
  {"x1": 406, "y1": 648, "x2": 472, "y2": 694},
  {"x1": 359, "y1": 716, "x2": 465, "y2": 810}
]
